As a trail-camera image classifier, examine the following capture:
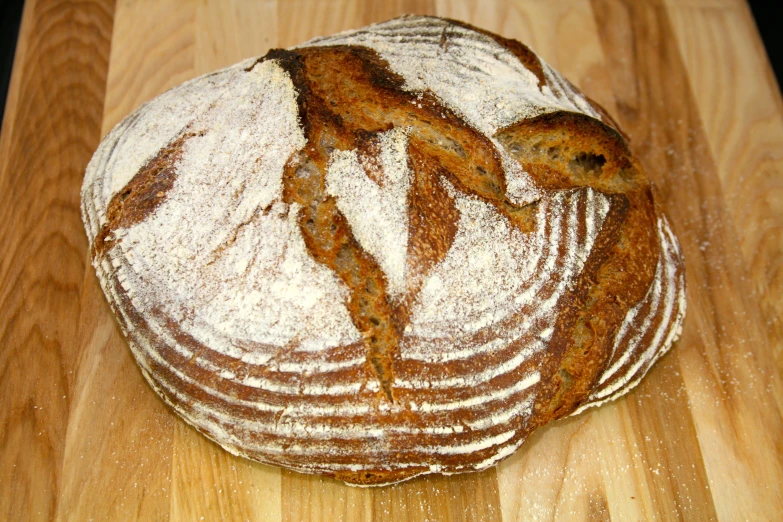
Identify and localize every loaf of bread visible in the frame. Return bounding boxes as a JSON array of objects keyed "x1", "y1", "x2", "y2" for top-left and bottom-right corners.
[{"x1": 81, "y1": 15, "x2": 686, "y2": 486}]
